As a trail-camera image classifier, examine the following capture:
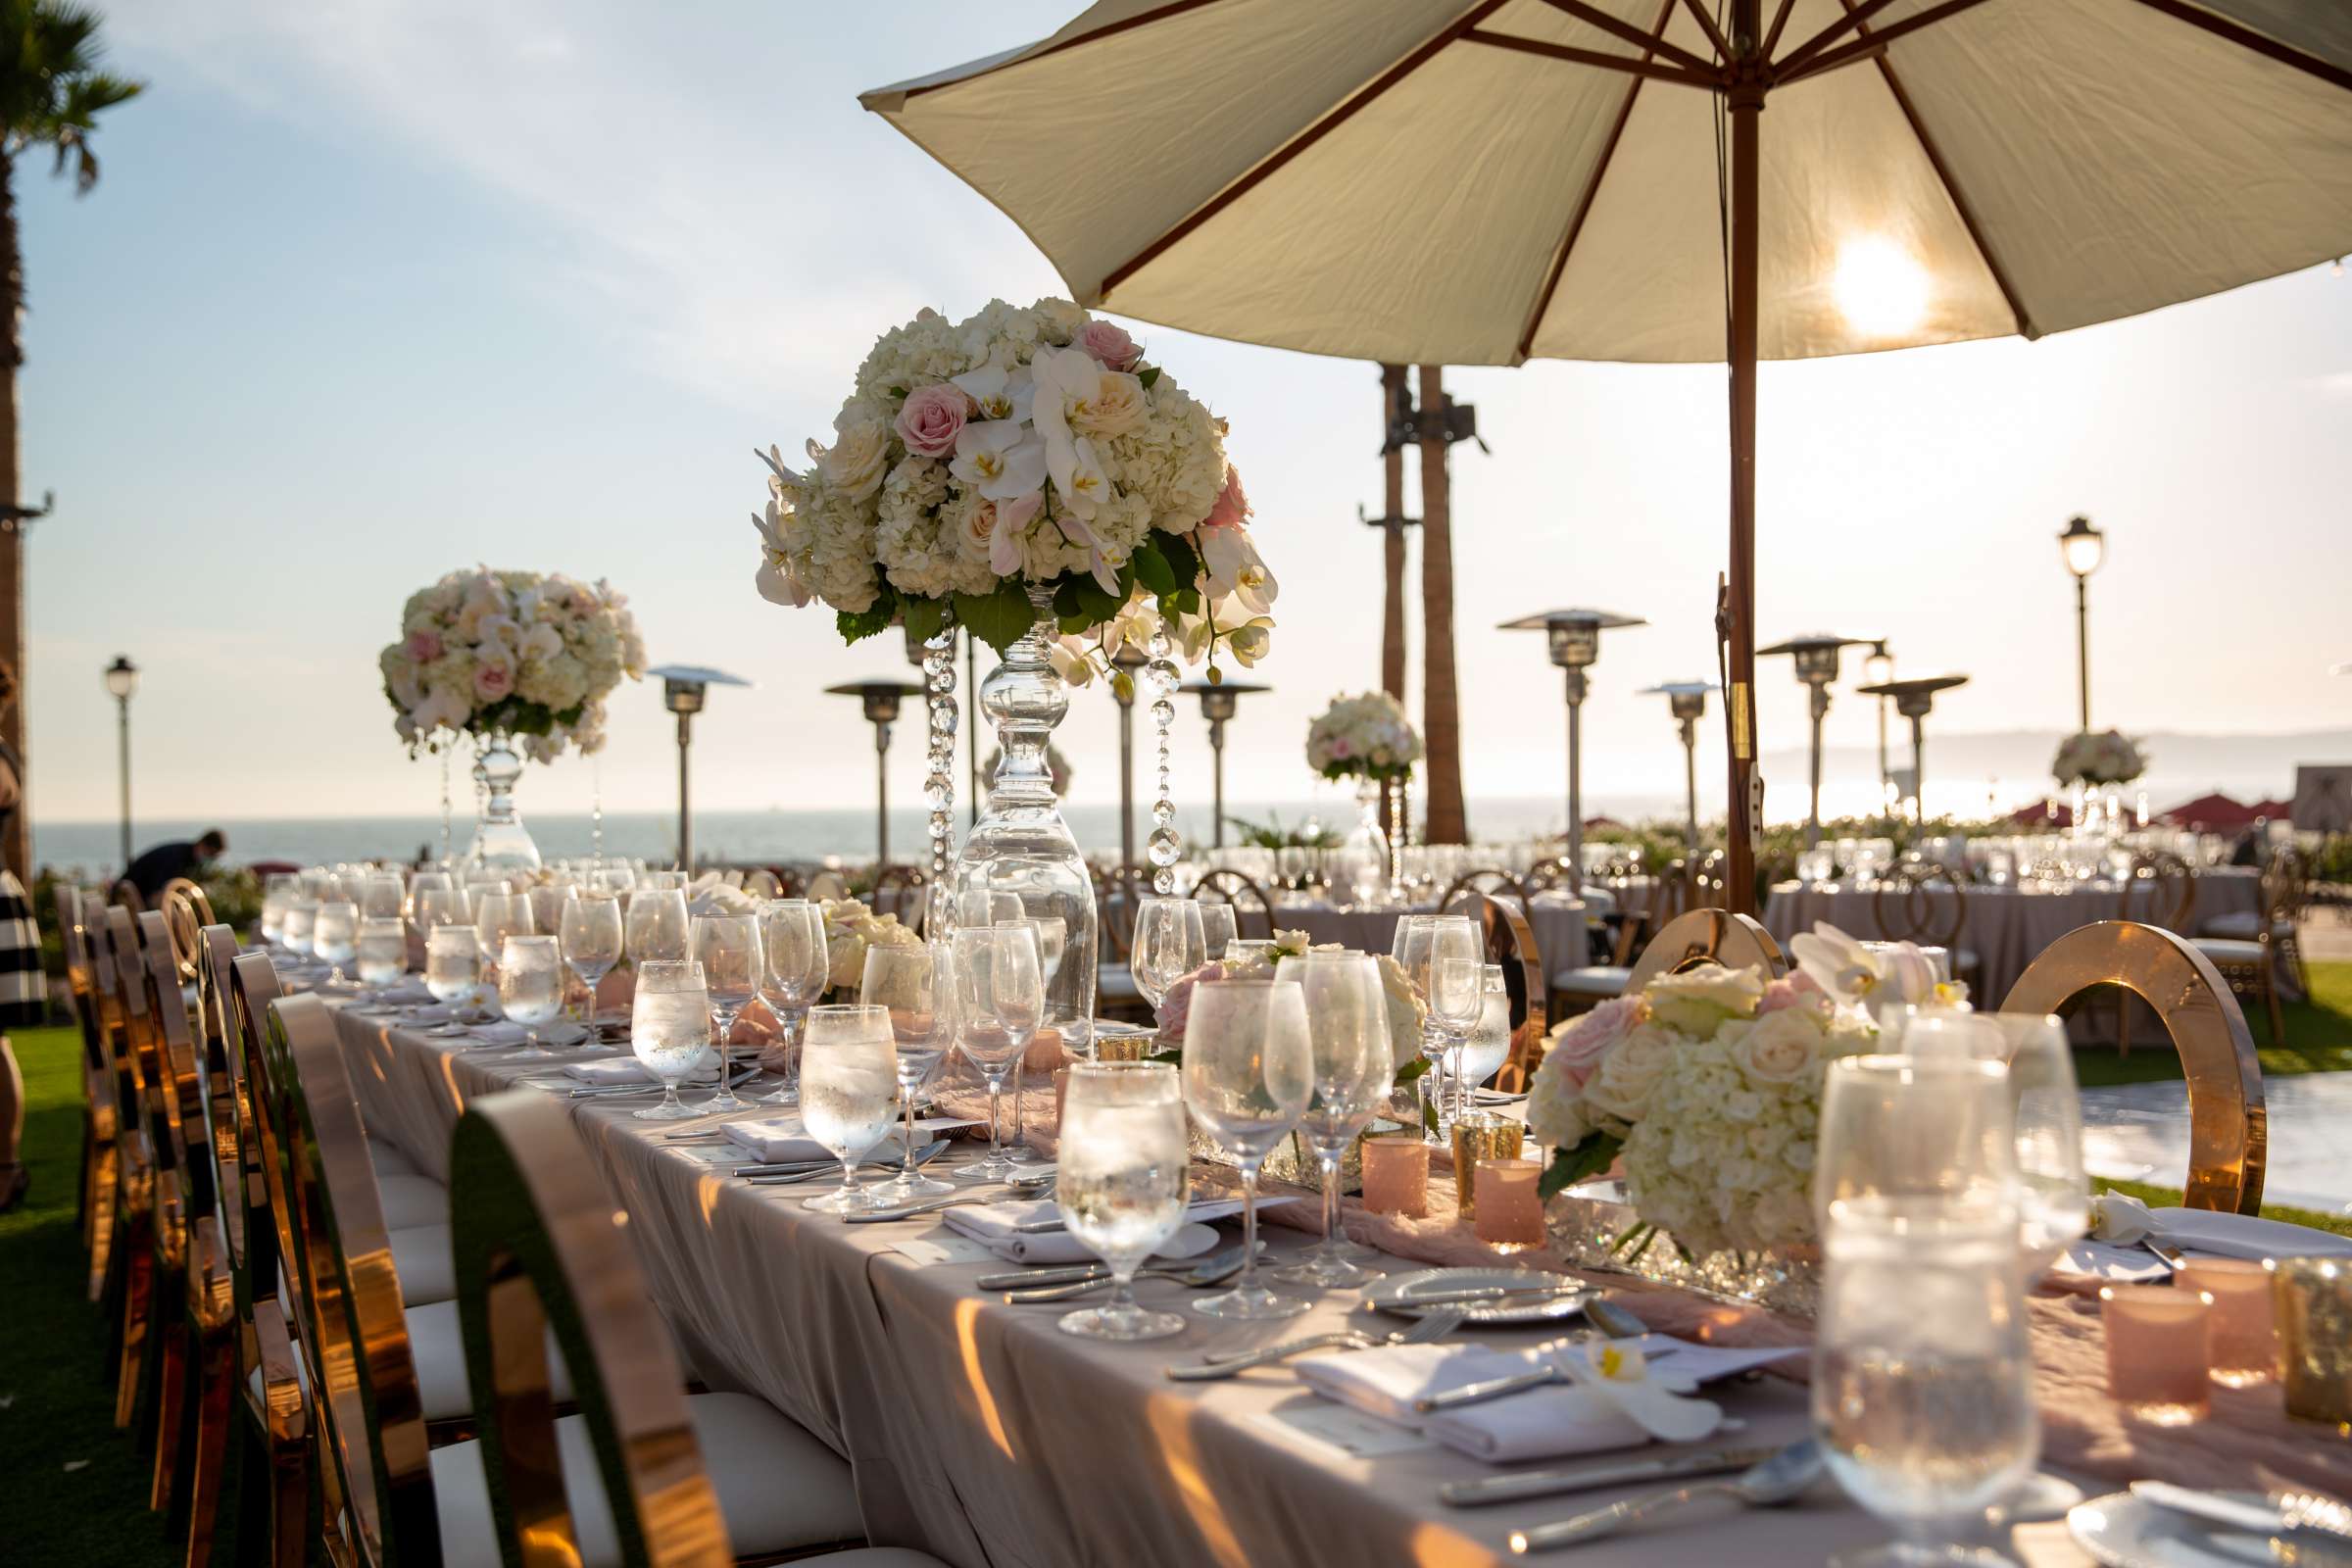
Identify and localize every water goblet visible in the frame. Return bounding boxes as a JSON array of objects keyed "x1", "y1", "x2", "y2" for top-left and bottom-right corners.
[
  {"x1": 1269, "y1": 954, "x2": 1392, "y2": 1288},
  {"x1": 1429, "y1": 954, "x2": 1487, "y2": 1129},
  {"x1": 1452, "y1": 963, "x2": 1513, "y2": 1114},
  {"x1": 412, "y1": 883, "x2": 466, "y2": 933},
  {"x1": 1001, "y1": 915, "x2": 1067, "y2": 1165},
  {"x1": 361, "y1": 871, "x2": 407, "y2": 921},
  {"x1": 1131, "y1": 897, "x2": 1205, "y2": 1017},
  {"x1": 1055, "y1": 1061, "x2": 1191, "y2": 1340},
  {"x1": 559, "y1": 891, "x2": 624, "y2": 1028},
  {"x1": 1814, "y1": 1054, "x2": 2019, "y2": 1222},
  {"x1": 691, "y1": 913, "x2": 762, "y2": 1111},
  {"x1": 622, "y1": 887, "x2": 688, "y2": 966},
  {"x1": 473, "y1": 892, "x2": 535, "y2": 985},
  {"x1": 862, "y1": 943, "x2": 956, "y2": 1200},
  {"x1": 949, "y1": 924, "x2": 1042, "y2": 1183},
  {"x1": 1196, "y1": 903, "x2": 1238, "y2": 962},
  {"x1": 755, "y1": 900, "x2": 828, "y2": 1105},
  {"x1": 498, "y1": 935, "x2": 566, "y2": 1057},
  {"x1": 260, "y1": 873, "x2": 296, "y2": 946},
  {"x1": 313, "y1": 901, "x2": 360, "y2": 988},
  {"x1": 1183, "y1": 976, "x2": 1312, "y2": 1319},
  {"x1": 281, "y1": 899, "x2": 318, "y2": 963},
  {"x1": 799, "y1": 1004, "x2": 901, "y2": 1214},
  {"x1": 422, "y1": 926, "x2": 481, "y2": 1037},
  {"x1": 352, "y1": 917, "x2": 407, "y2": 1010},
  {"x1": 629, "y1": 959, "x2": 710, "y2": 1120}
]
